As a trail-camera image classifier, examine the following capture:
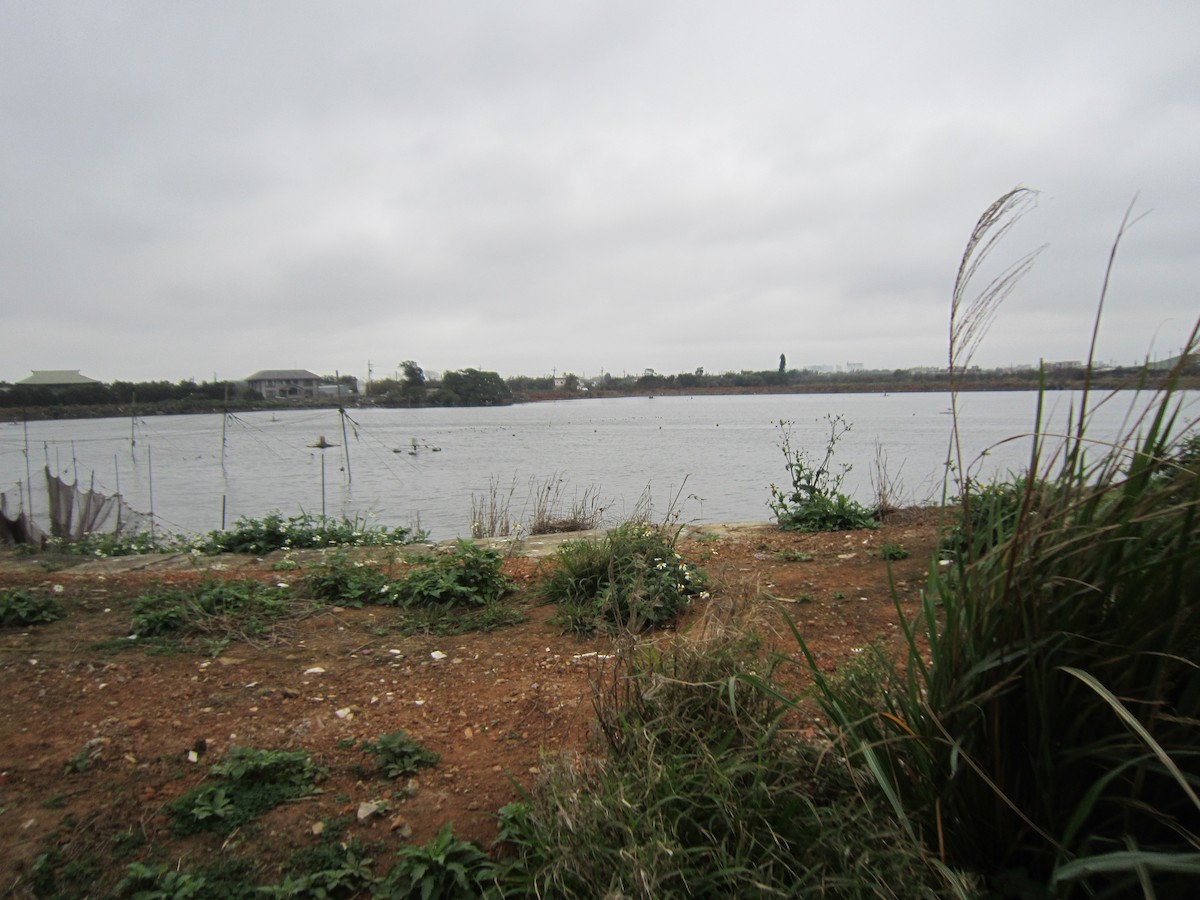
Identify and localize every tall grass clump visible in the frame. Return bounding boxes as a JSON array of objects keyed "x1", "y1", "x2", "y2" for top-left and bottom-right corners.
[
  {"x1": 798, "y1": 190, "x2": 1200, "y2": 897},
  {"x1": 498, "y1": 640, "x2": 969, "y2": 898}
]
